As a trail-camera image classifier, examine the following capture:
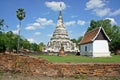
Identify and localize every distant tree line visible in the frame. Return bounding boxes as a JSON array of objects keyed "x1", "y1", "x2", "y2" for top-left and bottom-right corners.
[
  {"x1": 0, "y1": 31, "x2": 45, "y2": 53},
  {"x1": 0, "y1": 19, "x2": 45, "y2": 53}
]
